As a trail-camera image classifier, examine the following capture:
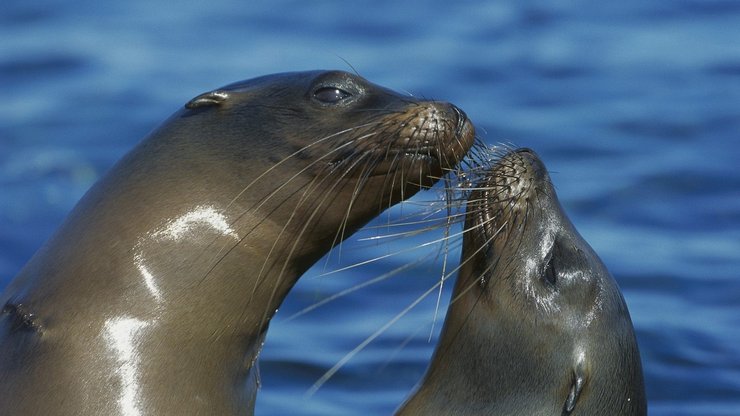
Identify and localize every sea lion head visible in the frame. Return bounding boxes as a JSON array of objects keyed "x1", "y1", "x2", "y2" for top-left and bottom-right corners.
[
  {"x1": 450, "y1": 148, "x2": 646, "y2": 415},
  {"x1": 183, "y1": 70, "x2": 473, "y2": 196},
  {"x1": 158, "y1": 70, "x2": 476, "y2": 255}
]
